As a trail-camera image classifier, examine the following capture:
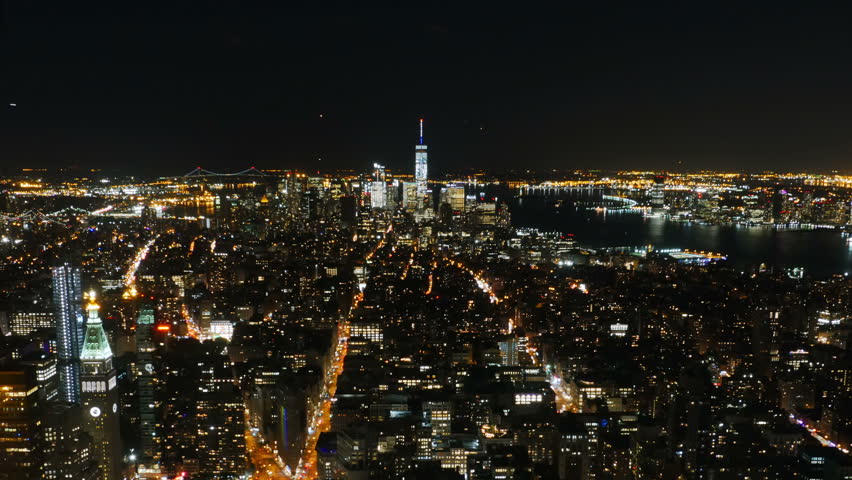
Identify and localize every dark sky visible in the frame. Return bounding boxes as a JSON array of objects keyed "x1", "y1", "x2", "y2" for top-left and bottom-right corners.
[{"x1": 3, "y1": 3, "x2": 852, "y2": 175}]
